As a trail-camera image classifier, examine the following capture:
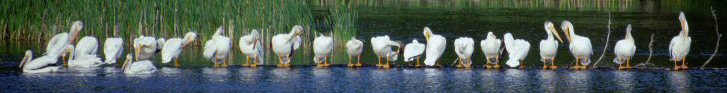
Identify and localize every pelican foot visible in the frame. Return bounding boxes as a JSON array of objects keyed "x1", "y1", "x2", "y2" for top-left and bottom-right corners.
[
  {"x1": 242, "y1": 64, "x2": 250, "y2": 67},
  {"x1": 414, "y1": 64, "x2": 423, "y2": 68},
  {"x1": 543, "y1": 65, "x2": 549, "y2": 70},
  {"x1": 277, "y1": 63, "x2": 286, "y2": 67},
  {"x1": 493, "y1": 64, "x2": 501, "y2": 69},
  {"x1": 348, "y1": 63, "x2": 355, "y2": 67},
  {"x1": 355, "y1": 63, "x2": 363, "y2": 67},
  {"x1": 485, "y1": 64, "x2": 492, "y2": 69},
  {"x1": 549, "y1": 66, "x2": 558, "y2": 69},
  {"x1": 250, "y1": 64, "x2": 258, "y2": 67},
  {"x1": 382, "y1": 64, "x2": 391, "y2": 68},
  {"x1": 317, "y1": 64, "x2": 325, "y2": 68},
  {"x1": 681, "y1": 65, "x2": 688, "y2": 70}
]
